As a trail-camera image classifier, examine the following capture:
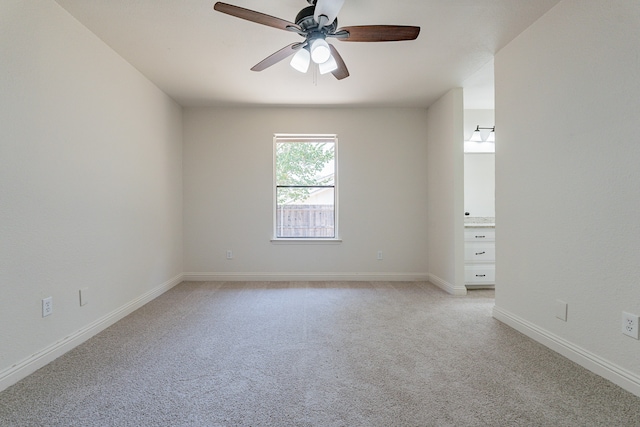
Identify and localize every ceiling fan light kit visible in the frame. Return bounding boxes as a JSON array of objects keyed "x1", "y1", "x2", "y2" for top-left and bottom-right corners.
[
  {"x1": 213, "y1": 0, "x2": 420, "y2": 80},
  {"x1": 310, "y1": 38, "x2": 331, "y2": 63},
  {"x1": 290, "y1": 48, "x2": 311, "y2": 73},
  {"x1": 318, "y1": 54, "x2": 338, "y2": 74}
]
